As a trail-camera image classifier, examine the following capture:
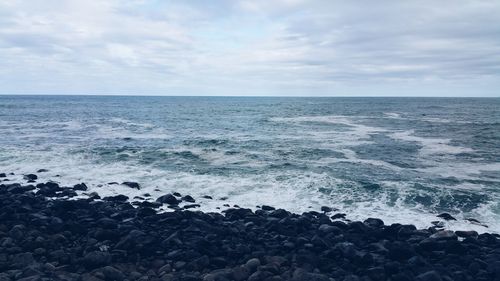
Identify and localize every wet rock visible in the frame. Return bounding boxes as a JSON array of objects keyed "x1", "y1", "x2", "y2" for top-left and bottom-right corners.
[
  {"x1": 12, "y1": 252, "x2": 34, "y2": 268},
  {"x1": 320, "y1": 206, "x2": 332, "y2": 213},
  {"x1": 331, "y1": 213, "x2": 346, "y2": 220},
  {"x1": 157, "y1": 194, "x2": 179, "y2": 205},
  {"x1": 245, "y1": 258, "x2": 261, "y2": 273},
  {"x1": 99, "y1": 266, "x2": 125, "y2": 281},
  {"x1": 455, "y1": 230, "x2": 478, "y2": 238},
  {"x1": 415, "y1": 271, "x2": 442, "y2": 281},
  {"x1": 364, "y1": 218, "x2": 384, "y2": 228},
  {"x1": 82, "y1": 251, "x2": 112, "y2": 269},
  {"x1": 36, "y1": 169, "x2": 49, "y2": 173},
  {"x1": 431, "y1": 221, "x2": 445, "y2": 228},
  {"x1": 202, "y1": 195, "x2": 213, "y2": 199},
  {"x1": 261, "y1": 205, "x2": 275, "y2": 211},
  {"x1": 102, "y1": 195, "x2": 128, "y2": 202},
  {"x1": 0, "y1": 173, "x2": 6, "y2": 178},
  {"x1": 122, "y1": 182, "x2": 140, "y2": 189},
  {"x1": 248, "y1": 270, "x2": 273, "y2": 281},
  {"x1": 23, "y1": 174, "x2": 38, "y2": 181},
  {"x1": 73, "y1": 183, "x2": 88, "y2": 191},
  {"x1": 430, "y1": 230, "x2": 457, "y2": 240},
  {"x1": 0, "y1": 178, "x2": 498, "y2": 281},
  {"x1": 183, "y1": 204, "x2": 201, "y2": 209},
  {"x1": 291, "y1": 268, "x2": 330, "y2": 281},
  {"x1": 181, "y1": 195, "x2": 195, "y2": 203},
  {"x1": 318, "y1": 224, "x2": 341, "y2": 235},
  {"x1": 437, "y1": 213, "x2": 457, "y2": 221},
  {"x1": 231, "y1": 266, "x2": 250, "y2": 281},
  {"x1": 88, "y1": 192, "x2": 101, "y2": 199}
]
